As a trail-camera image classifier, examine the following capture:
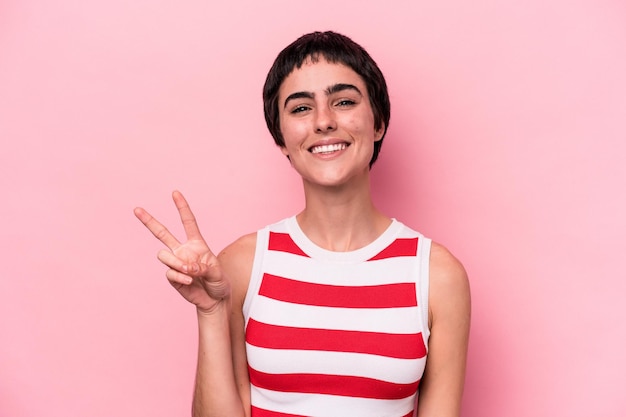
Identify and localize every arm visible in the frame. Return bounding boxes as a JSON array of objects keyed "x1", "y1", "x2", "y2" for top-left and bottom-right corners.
[
  {"x1": 193, "y1": 234, "x2": 256, "y2": 417},
  {"x1": 417, "y1": 242, "x2": 471, "y2": 417},
  {"x1": 134, "y1": 191, "x2": 251, "y2": 417}
]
